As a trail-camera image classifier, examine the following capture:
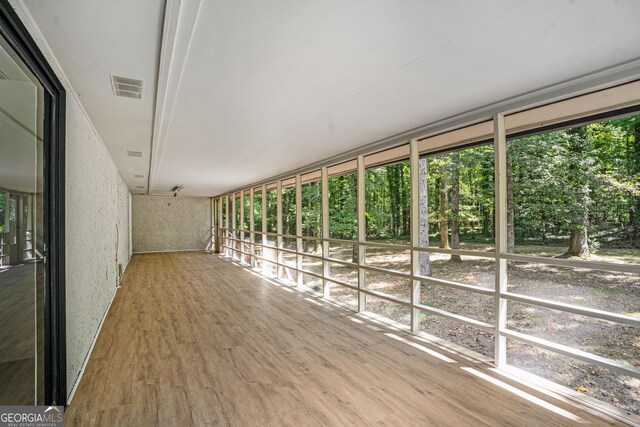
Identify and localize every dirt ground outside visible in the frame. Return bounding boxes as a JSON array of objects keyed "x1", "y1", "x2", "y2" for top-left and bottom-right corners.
[{"x1": 286, "y1": 241, "x2": 640, "y2": 416}]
